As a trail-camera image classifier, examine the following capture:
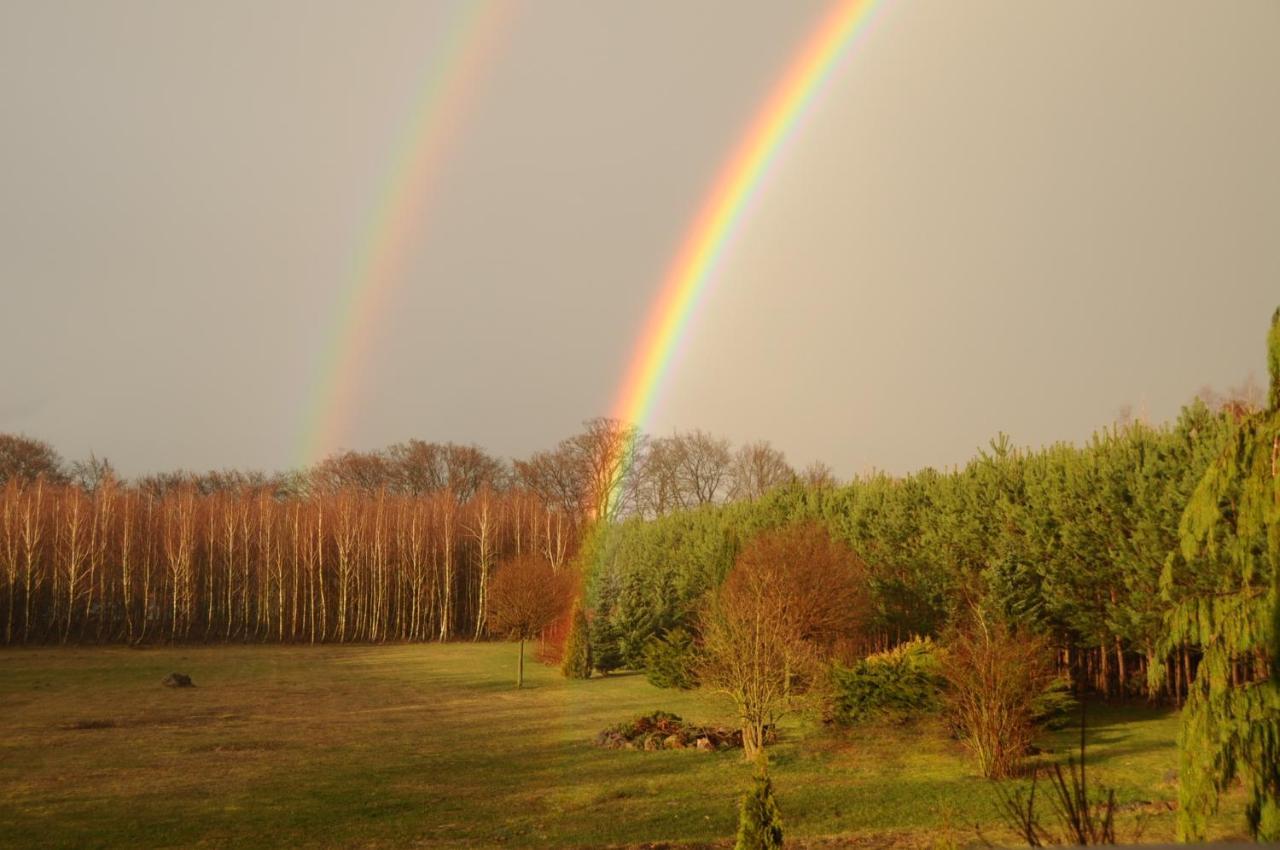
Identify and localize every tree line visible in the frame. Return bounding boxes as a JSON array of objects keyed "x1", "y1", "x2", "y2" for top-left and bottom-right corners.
[
  {"x1": 0, "y1": 479, "x2": 584, "y2": 645},
  {"x1": 583, "y1": 395, "x2": 1253, "y2": 705},
  {"x1": 0, "y1": 422, "x2": 818, "y2": 645}
]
